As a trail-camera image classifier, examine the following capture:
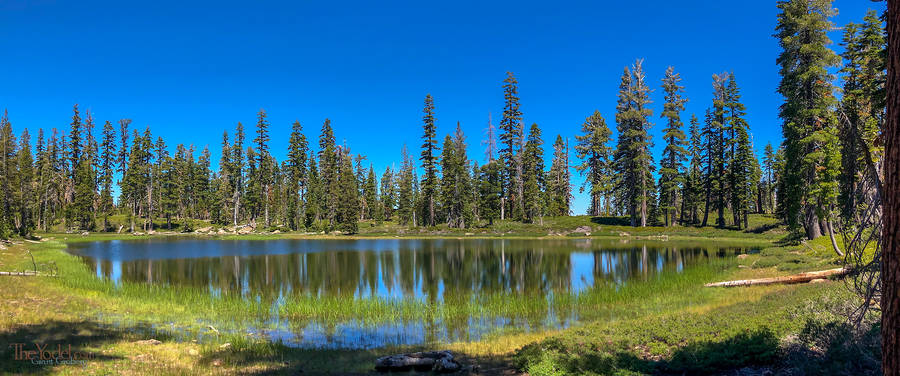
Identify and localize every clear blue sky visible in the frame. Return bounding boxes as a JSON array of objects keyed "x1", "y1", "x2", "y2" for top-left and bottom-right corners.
[{"x1": 0, "y1": 0, "x2": 884, "y2": 214}]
